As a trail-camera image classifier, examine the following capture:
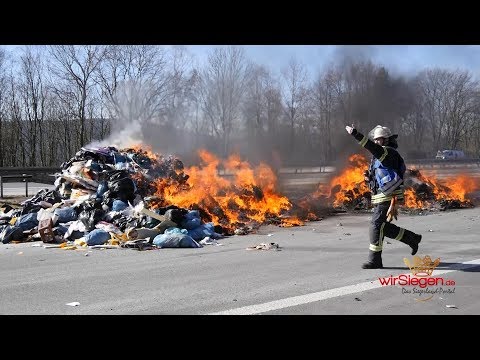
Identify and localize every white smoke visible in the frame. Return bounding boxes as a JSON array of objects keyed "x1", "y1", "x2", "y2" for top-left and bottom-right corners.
[{"x1": 86, "y1": 80, "x2": 162, "y2": 150}]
